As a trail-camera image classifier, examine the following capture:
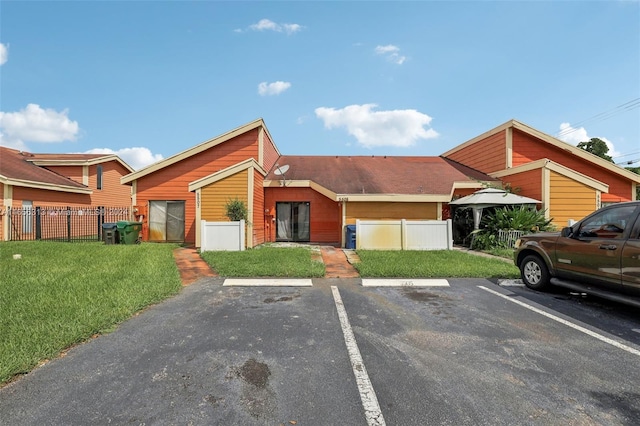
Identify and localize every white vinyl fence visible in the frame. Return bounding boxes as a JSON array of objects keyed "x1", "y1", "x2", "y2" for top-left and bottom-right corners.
[
  {"x1": 201, "y1": 220, "x2": 245, "y2": 251},
  {"x1": 356, "y1": 219, "x2": 453, "y2": 250}
]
